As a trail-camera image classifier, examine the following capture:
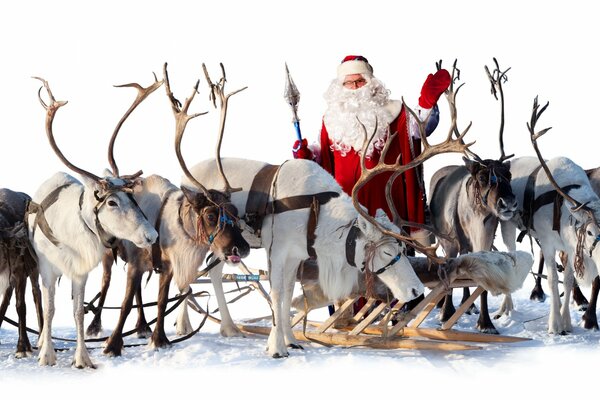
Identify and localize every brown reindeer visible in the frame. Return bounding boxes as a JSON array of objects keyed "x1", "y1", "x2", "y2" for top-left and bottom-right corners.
[
  {"x1": 0, "y1": 188, "x2": 43, "y2": 357},
  {"x1": 97, "y1": 63, "x2": 250, "y2": 357}
]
